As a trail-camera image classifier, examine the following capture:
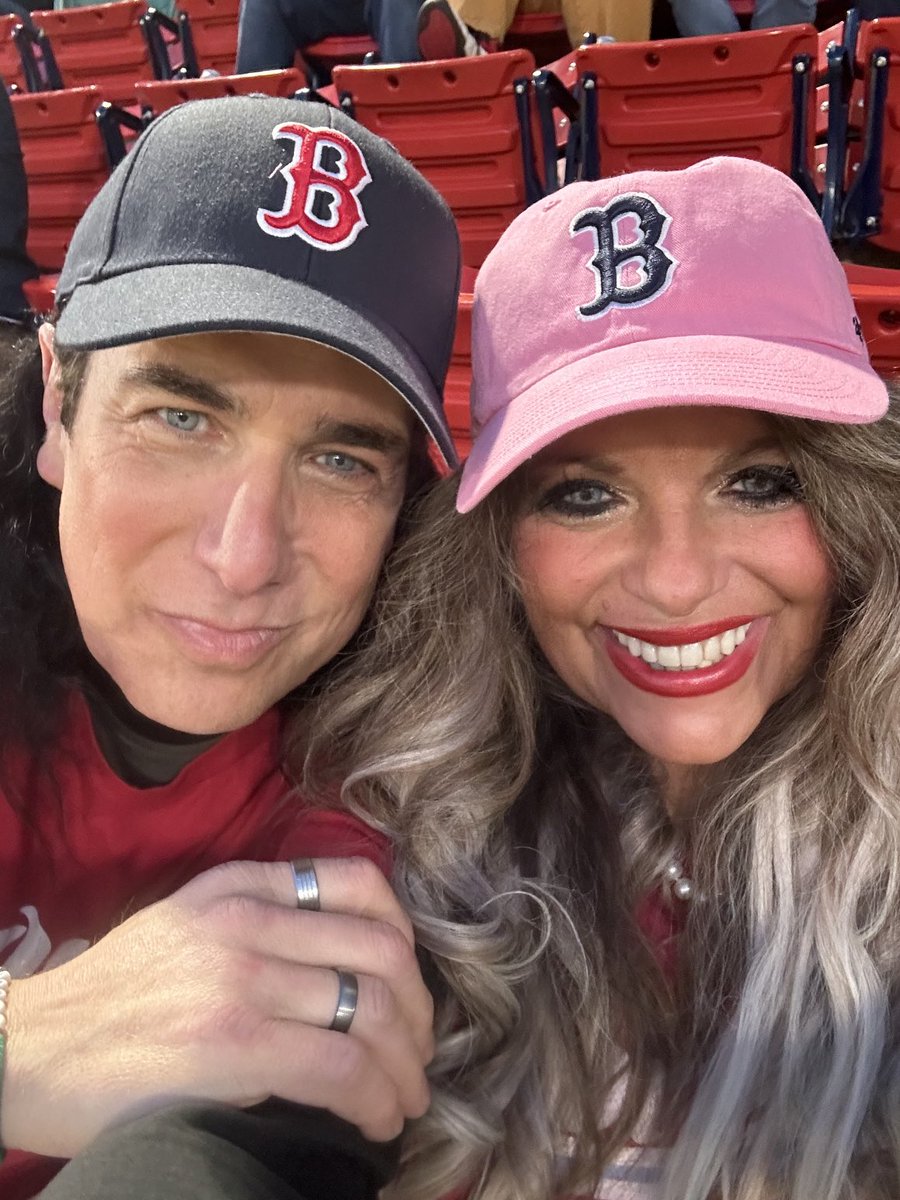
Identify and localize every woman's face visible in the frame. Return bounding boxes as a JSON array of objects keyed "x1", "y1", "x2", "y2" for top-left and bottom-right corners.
[{"x1": 512, "y1": 406, "x2": 834, "y2": 774}]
